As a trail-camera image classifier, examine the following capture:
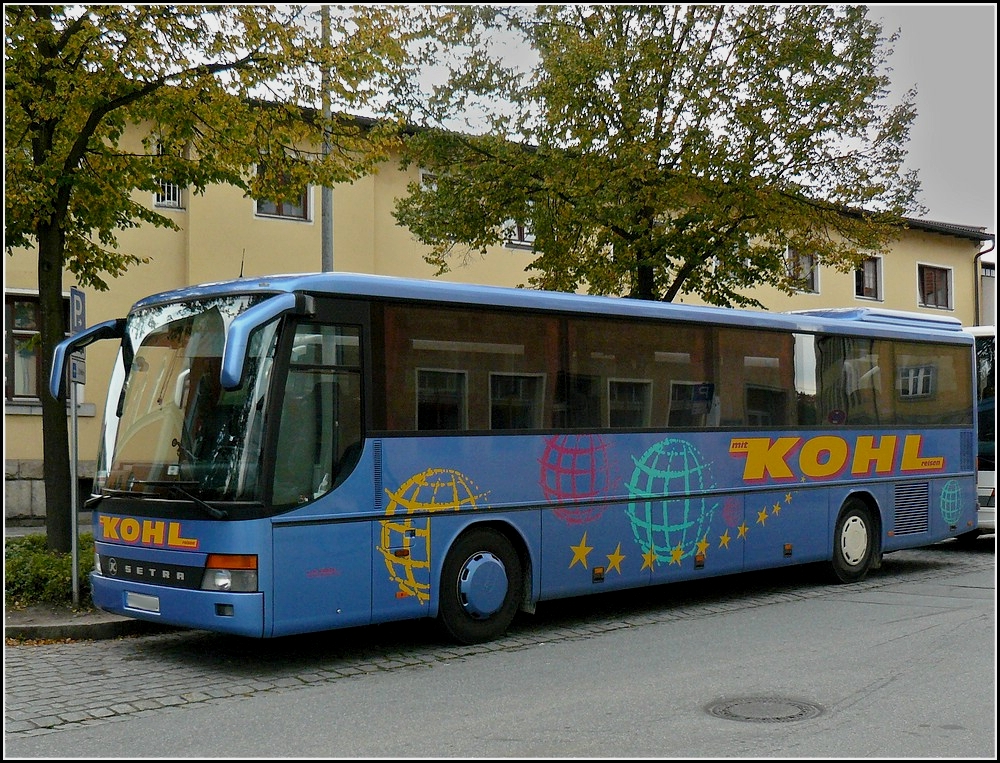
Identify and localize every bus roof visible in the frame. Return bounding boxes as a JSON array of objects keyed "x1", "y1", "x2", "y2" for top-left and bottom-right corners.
[
  {"x1": 130, "y1": 271, "x2": 970, "y2": 342},
  {"x1": 964, "y1": 324, "x2": 995, "y2": 338}
]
